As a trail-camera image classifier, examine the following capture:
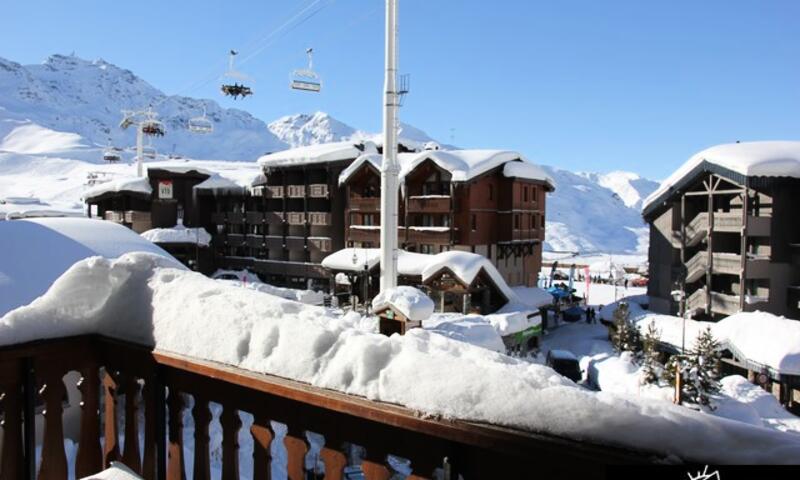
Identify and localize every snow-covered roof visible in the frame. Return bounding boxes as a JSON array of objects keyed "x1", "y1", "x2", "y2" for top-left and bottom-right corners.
[
  {"x1": 321, "y1": 248, "x2": 431, "y2": 276},
  {"x1": 339, "y1": 149, "x2": 553, "y2": 187},
  {"x1": 421, "y1": 250, "x2": 516, "y2": 302},
  {"x1": 193, "y1": 174, "x2": 245, "y2": 194},
  {"x1": 140, "y1": 224, "x2": 212, "y2": 247},
  {"x1": 257, "y1": 141, "x2": 374, "y2": 168},
  {"x1": 83, "y1": 176, "x2": 151, "y2": 201},
  {"x1": 84, "y1": 461, "x2": 143, "y2": 480},
  {"x1": 503, "y1": 160, "x2": 555, "y2": 187},
  {"x1": 1, "y1": 197, "x2": 84, "y2": 221},
  {"x1": 0, "y1": 217, "x2": 179, "y2": 316},
  {"x1": 146, "y1": 164, "x2": 213, "y2": 176},
  {"x1": 643, "y1": 141, "x2": 800, "y2": 213},
  {"x1": 714, "y1": 311, "x2": 800, "y2": 376},
  {"x1": 372, "y1": 286, "x2": 435, "y2": 321}
]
